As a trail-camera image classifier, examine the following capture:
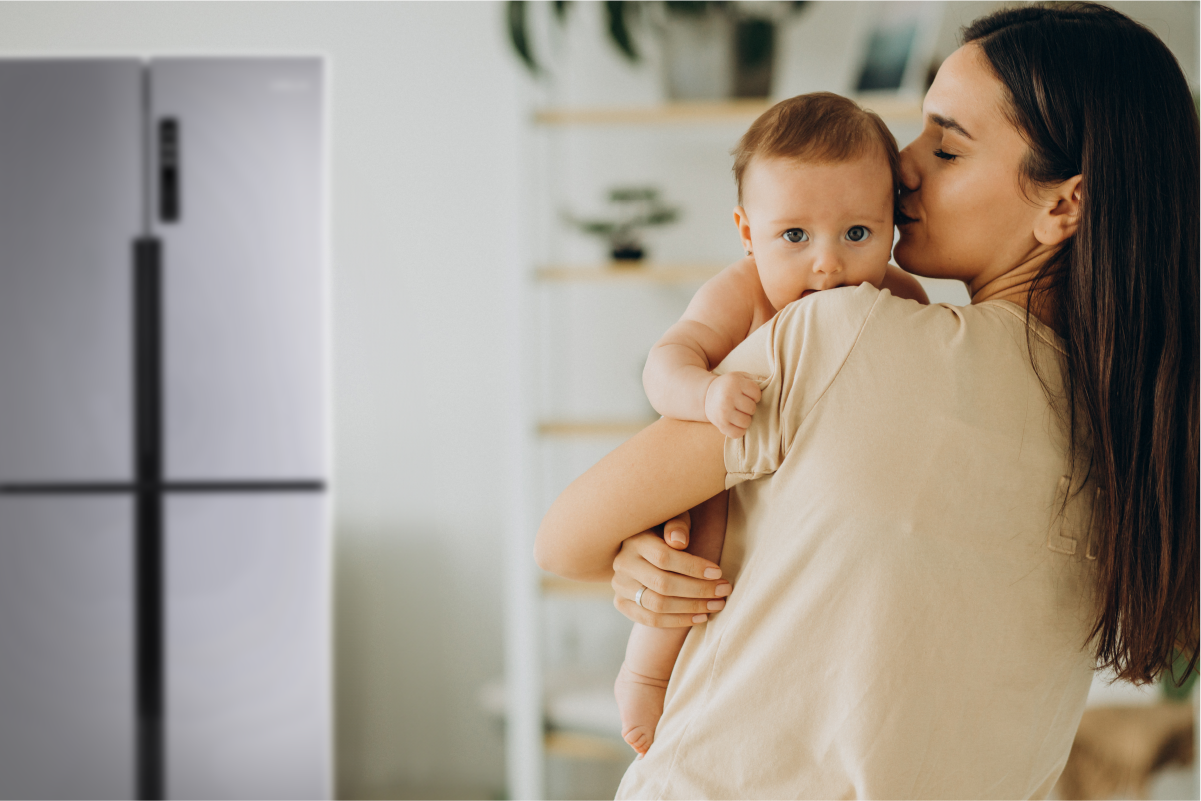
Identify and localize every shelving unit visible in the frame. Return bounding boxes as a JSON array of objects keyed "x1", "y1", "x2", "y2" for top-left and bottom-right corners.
[
  {"x1": 535, "y1": 262, "x2": 725, "y2": 284},
  {"x1": 504, "y1": 97, "x2": 925, "y2": 801}
]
